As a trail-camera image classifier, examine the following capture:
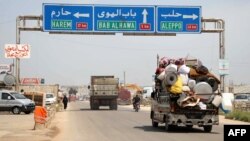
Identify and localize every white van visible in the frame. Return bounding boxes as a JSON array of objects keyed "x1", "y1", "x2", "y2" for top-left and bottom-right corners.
[
  {"x1": 0, "y1": 90, "x2": 35, "y2": 114},
  {"x1": 142, "y1": 86, "x2": 153, "y2": 99}
]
